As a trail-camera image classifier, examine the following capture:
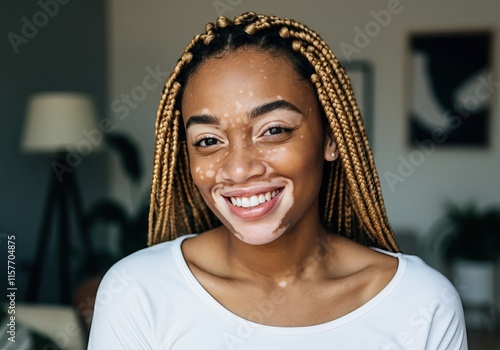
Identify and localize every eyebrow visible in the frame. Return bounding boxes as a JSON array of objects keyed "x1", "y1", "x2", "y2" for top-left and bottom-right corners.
[
  {"x1": 185, "y1": 114, "x2": 219, "y2": 129},
  {"x1": 248, "y1": 100, "x2": 302, "y2": 120},
  {"x1": 185, "y1": 99, "x2": 302, "y2": 129}
]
